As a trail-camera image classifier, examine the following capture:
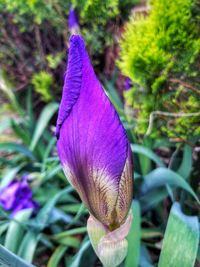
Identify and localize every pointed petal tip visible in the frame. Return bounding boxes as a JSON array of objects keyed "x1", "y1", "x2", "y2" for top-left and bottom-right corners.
[{"x1": 56, "y1": 34, "x2": 86, "y2": 139}]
